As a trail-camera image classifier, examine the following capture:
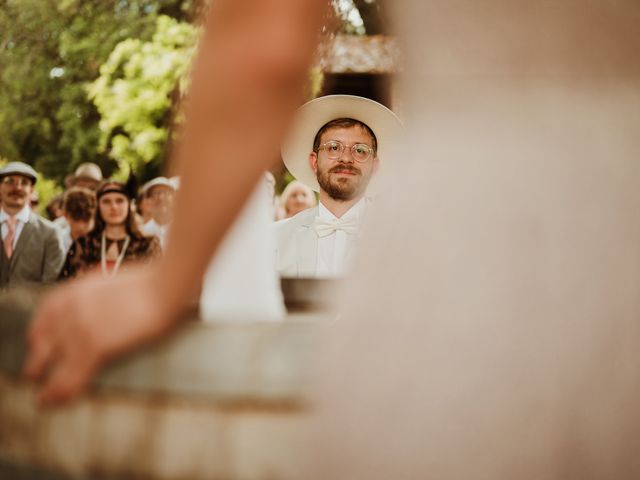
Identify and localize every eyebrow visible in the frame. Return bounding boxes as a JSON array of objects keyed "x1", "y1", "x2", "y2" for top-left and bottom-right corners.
[{"x1": 324, "y1": 139, "x2": 372, "y2": 146}]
